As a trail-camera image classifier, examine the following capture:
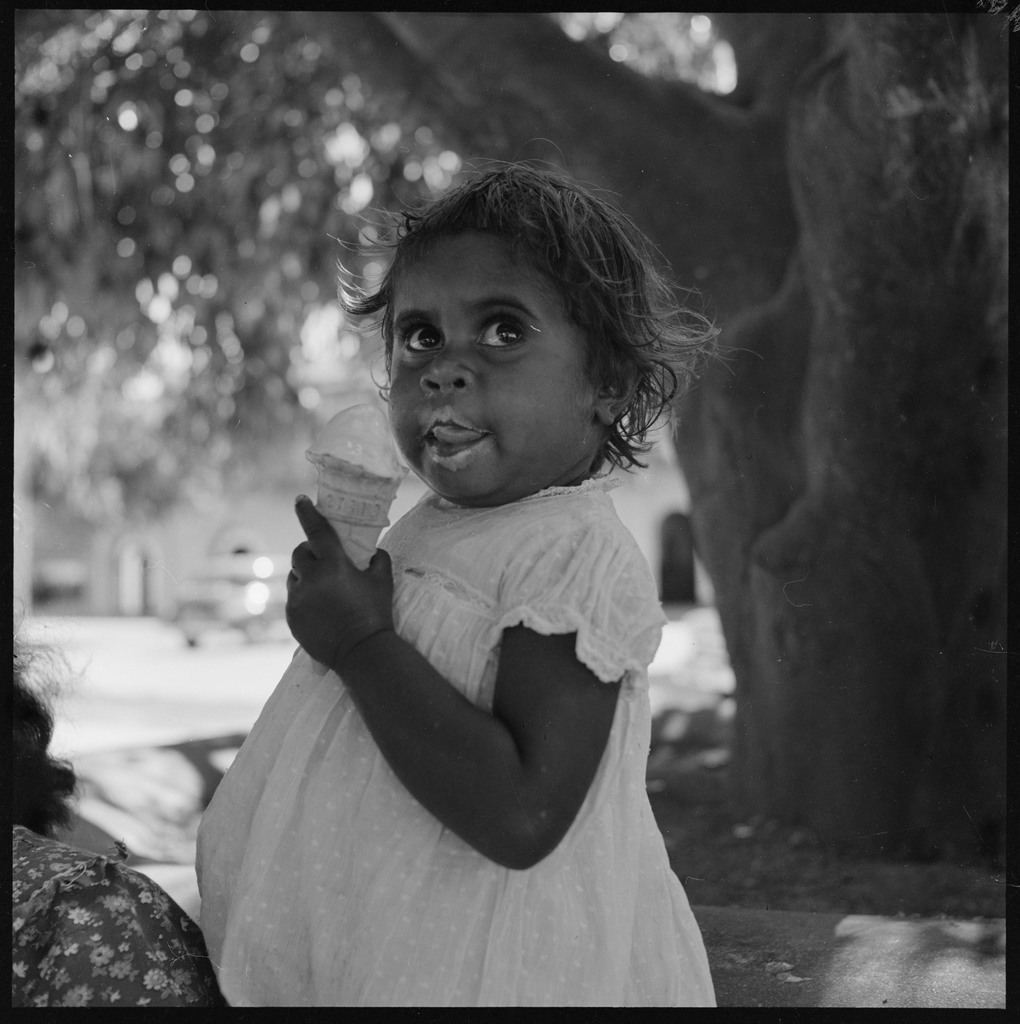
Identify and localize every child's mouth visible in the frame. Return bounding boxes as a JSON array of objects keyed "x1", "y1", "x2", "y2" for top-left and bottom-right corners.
[
  {"x1": 429, "y1": 423, "x2": 487, "y2": 445},
  {"x1": 424, "y1": 423, "x2": 491, "y2": 464}
]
